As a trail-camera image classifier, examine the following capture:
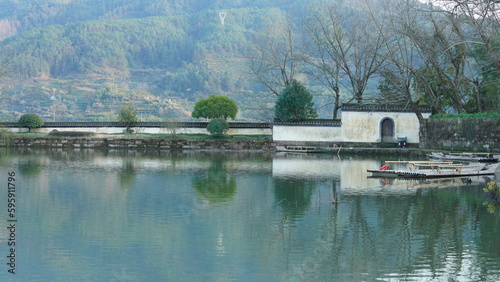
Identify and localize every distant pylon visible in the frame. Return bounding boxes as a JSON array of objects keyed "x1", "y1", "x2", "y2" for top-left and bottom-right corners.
[{"x1": 219, "y1": 11, "x2": 227, "y2": 26}]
